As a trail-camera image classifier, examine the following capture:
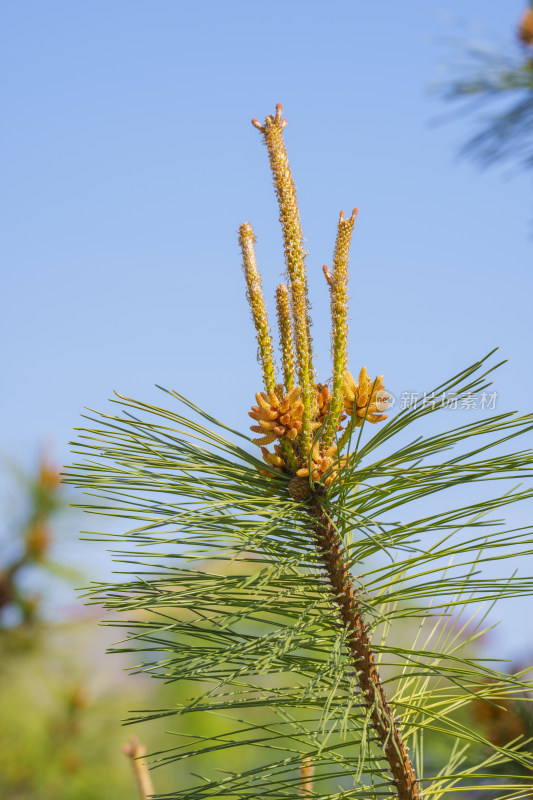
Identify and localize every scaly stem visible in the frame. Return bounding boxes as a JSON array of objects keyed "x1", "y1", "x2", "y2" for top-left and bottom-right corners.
[
  {"x1": 336, "y1": 423, "x2": 354, "y2": 456},
  {"x1": 239, "y1": 222, "x2": 277, "y2": 393},
  {"x1": 252, "y1": 104, "x2": 313, "y2": 456},
  {"x1": 300, "y1": 756, "x2": 314, "y2": 796},
  {"x1": 276, "y1": 283, "x2": 296, "y2": 391},
  {"x1": 323, "y1": 209, "x2": 358, "y2": 449},
  {"x1": 121, "y1": 737, "x2": 155, "y2": 800},
  {"x1": 280, "y1": 438, "x2": 299, "y2": 473},
  {"x1": 312, "y1": 503, "x2": 421, "y2": 800}
]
